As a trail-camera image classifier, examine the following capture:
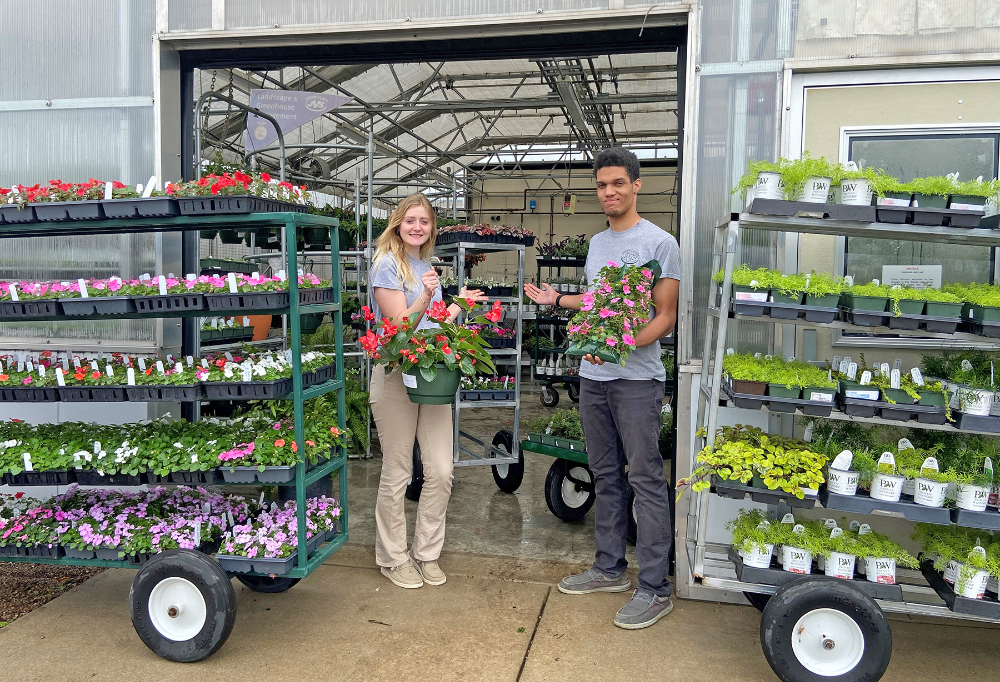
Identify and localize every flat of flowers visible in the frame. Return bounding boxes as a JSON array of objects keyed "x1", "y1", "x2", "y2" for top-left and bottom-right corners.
[
  {"x1": 215, "y1": 552, "x2": 297, "y2": 575},
  {"x1": 99, "y1": 197, "x2": 179, "y2": 218},
  {"x1": 0, "y1": 204, "x2": 36, "y2": 223},
  {"x1": 7, "y1": 471, "x2": 74, "y2": 487},
  {"x1": 0, "y1": 387, "x2": 59, "y2": 402},
  {"x1": 124, "y1": 384, "x2": 201, "y2": 402},
  {"x1": 952, "y1": 411, "x2": 1000, "y2": 433},
  {"x1": 0, "y1": 299, "x2": 59, "y2": 318},
  {"x1": 132, "y1": 293, "x2": 205, "y2": 313},
  {"x1": 711, "y1": 475, "x2": 817, "y2": 509},
  {"x1": 747, "y1": 198, "x2": 876, "y2": 222},
  {"x1": 74, "y1": 471, "x2": 143, "y2": 486},
  {"x1": 32, "y1": 200, "x2": 104, "y2": 221},
  {"x1": 220, "y1": 465, "x2": 295, "y2": 484},
  {"x1": 58, "y1": 296, "x2": 135, "y2": 316},
  {"x1": 57, "y1": 386, "x2": 127, "y2": 402},
  {"x1": 728, "y1": 546, "x2": 903, "y2": 602},
  {"x1": 920, "y1": 560, "x2": 1000, "y2": 618},
  {"x1": 950, "y1": 508, "x2": 1000, "y2": 531},
  {"x1": 205, "y1": 291, "x2": 289, "y2": 311},
  {"x1": 820, "y1": 488, "x2": 951, "y2": 525},
  {"x1": 177, "y1": 195, "x2": 308, "y2": 215},
  {"x1": 202, "y1": 377, "x2": 293, "y2": 400}
]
